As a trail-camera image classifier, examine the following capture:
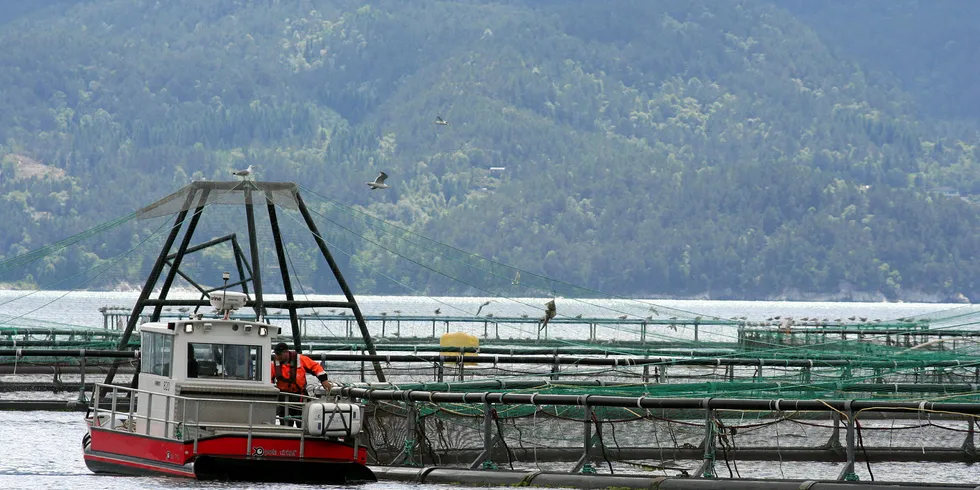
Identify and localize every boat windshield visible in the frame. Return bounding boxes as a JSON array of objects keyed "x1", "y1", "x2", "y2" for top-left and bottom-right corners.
[{"x1": 187, "y1": 343, "x2": 262, "y2": 381}]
